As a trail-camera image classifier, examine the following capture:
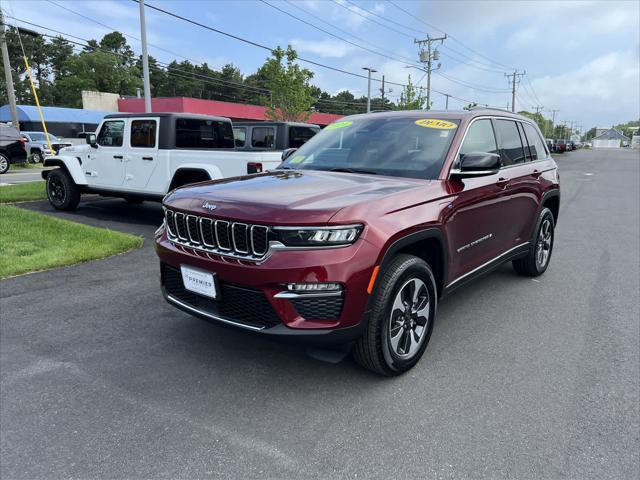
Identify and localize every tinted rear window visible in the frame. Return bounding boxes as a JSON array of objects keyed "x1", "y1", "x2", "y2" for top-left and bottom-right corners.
[
  {"x1": 289, "y1": 126, "x2": 318, "y2": 148},
  {"x1": 175, "y1": 118, "x2": 234, "y2": 149}
]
